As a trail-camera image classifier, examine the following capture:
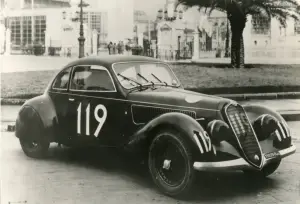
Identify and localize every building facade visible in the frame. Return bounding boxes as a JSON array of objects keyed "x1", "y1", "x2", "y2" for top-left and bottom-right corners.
[{"x1": 0, "y1": 0, "x2": 134, "y2": 56}]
